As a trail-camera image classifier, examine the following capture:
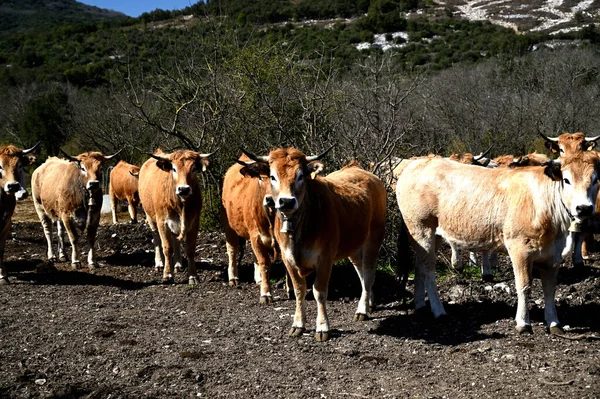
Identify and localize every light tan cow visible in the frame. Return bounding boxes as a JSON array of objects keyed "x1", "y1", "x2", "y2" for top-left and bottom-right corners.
[
  {"x1": 109, "y1": 160, "x2": 141, "y2": 224},
  {"x1": 241, "y1": 147, "x2": 386, "y2": 342},
  {"x1": 540, "y1": 132, "x2": 600, "y2": 266},
  {"x1": 396, "y1": 151, "x2": 600, "y2": 334},
  {"x1": 32, "y1": 150, "x2": 119, "y2": 267},
  {"x1": 221, "y1": 154, "x2": 283, "y2": 303},
  {"x1": 0, "y1": 143, "x2": 39, "y2": 284},
  {"x1": 138, "y1": 149, "x2": 213, "y2": 285}
]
